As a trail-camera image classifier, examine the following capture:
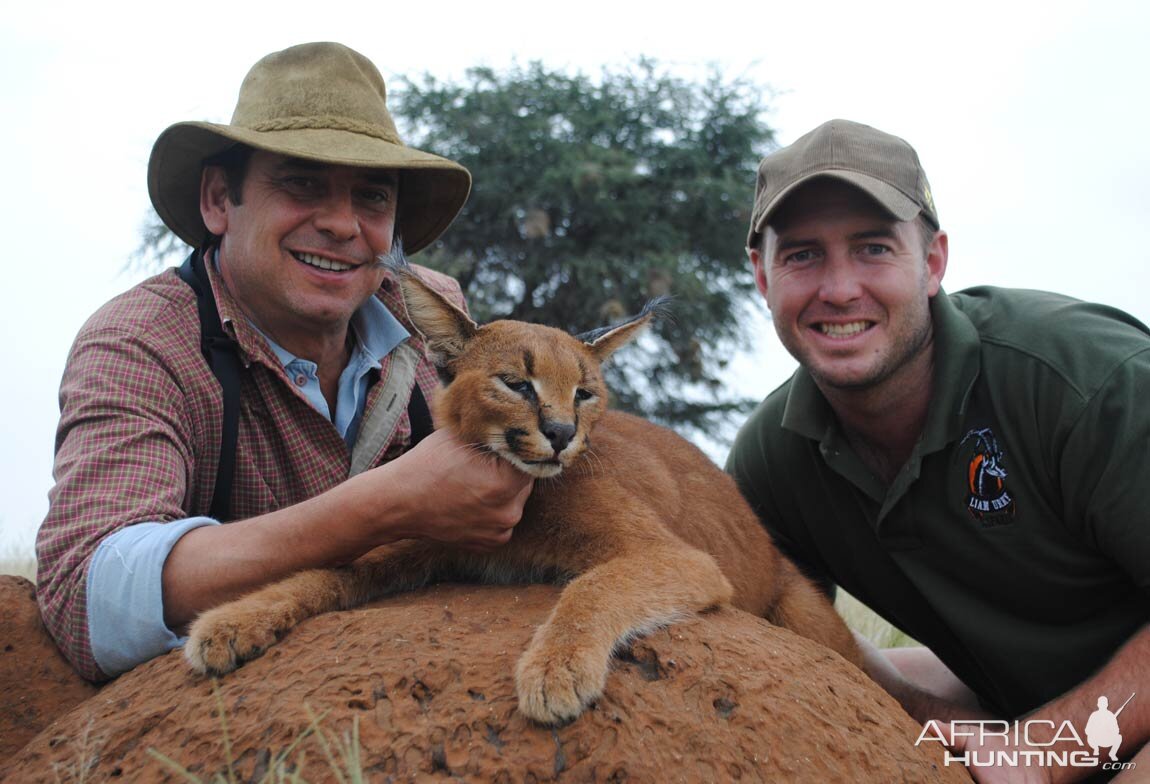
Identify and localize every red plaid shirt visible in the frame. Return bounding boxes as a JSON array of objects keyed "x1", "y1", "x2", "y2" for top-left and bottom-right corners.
[{"x1": 36, "y1": 258, "x2": 460, "y2": 681}]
